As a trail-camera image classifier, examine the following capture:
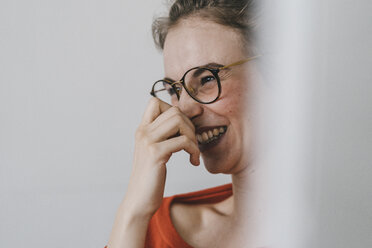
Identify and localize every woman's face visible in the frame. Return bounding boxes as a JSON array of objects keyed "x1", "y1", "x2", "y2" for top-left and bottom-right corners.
[{"x1": 163, "y1": 17, "x2": 252, "y2": 174}]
